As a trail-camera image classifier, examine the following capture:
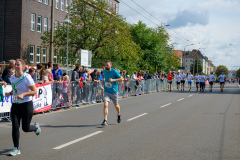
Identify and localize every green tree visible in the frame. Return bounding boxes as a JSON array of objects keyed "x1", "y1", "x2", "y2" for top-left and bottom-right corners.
[
  {"x1": 129, "y1": 21, "x2": 173, "y2": 73},
  {"x1": 236, "y1": 68, "x2": 240, "y2": 78},
  {"x1": 190, "y1": 59, "x2": 202, "y2": 74},
  {"x1": 215, "y1": 65, "x2": 229, "y2": 77},
  {"x1": 41, "y1": 0, "x2": 140, "y2": 73}
]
